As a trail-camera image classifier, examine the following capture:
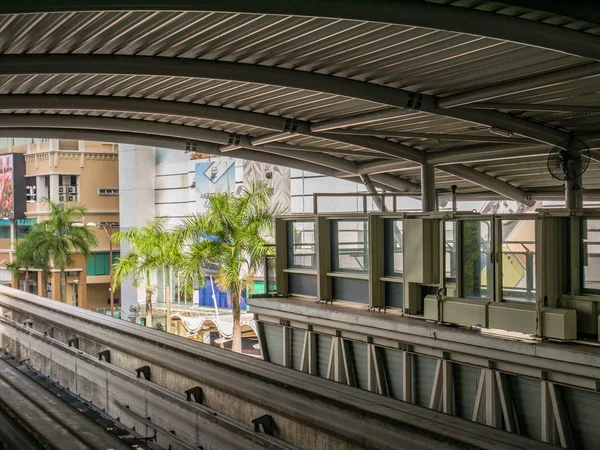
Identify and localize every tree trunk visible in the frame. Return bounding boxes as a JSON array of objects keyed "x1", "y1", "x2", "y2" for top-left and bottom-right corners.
[
  {"x1": 60, "y1": 269, "x2": 66, "y2": 303},
  {"x1": 165, "y1": 267, "x2": 172, "y2": 333},
  {"x1": 24, "y1": 270, "x2": 29, "y2": 293},
  {"x1": 145, "y1": 286, "x2": 153, "y2": 327},
  {"x1": 231, "y1": 290, "x2": 242, "y2": 353}
]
